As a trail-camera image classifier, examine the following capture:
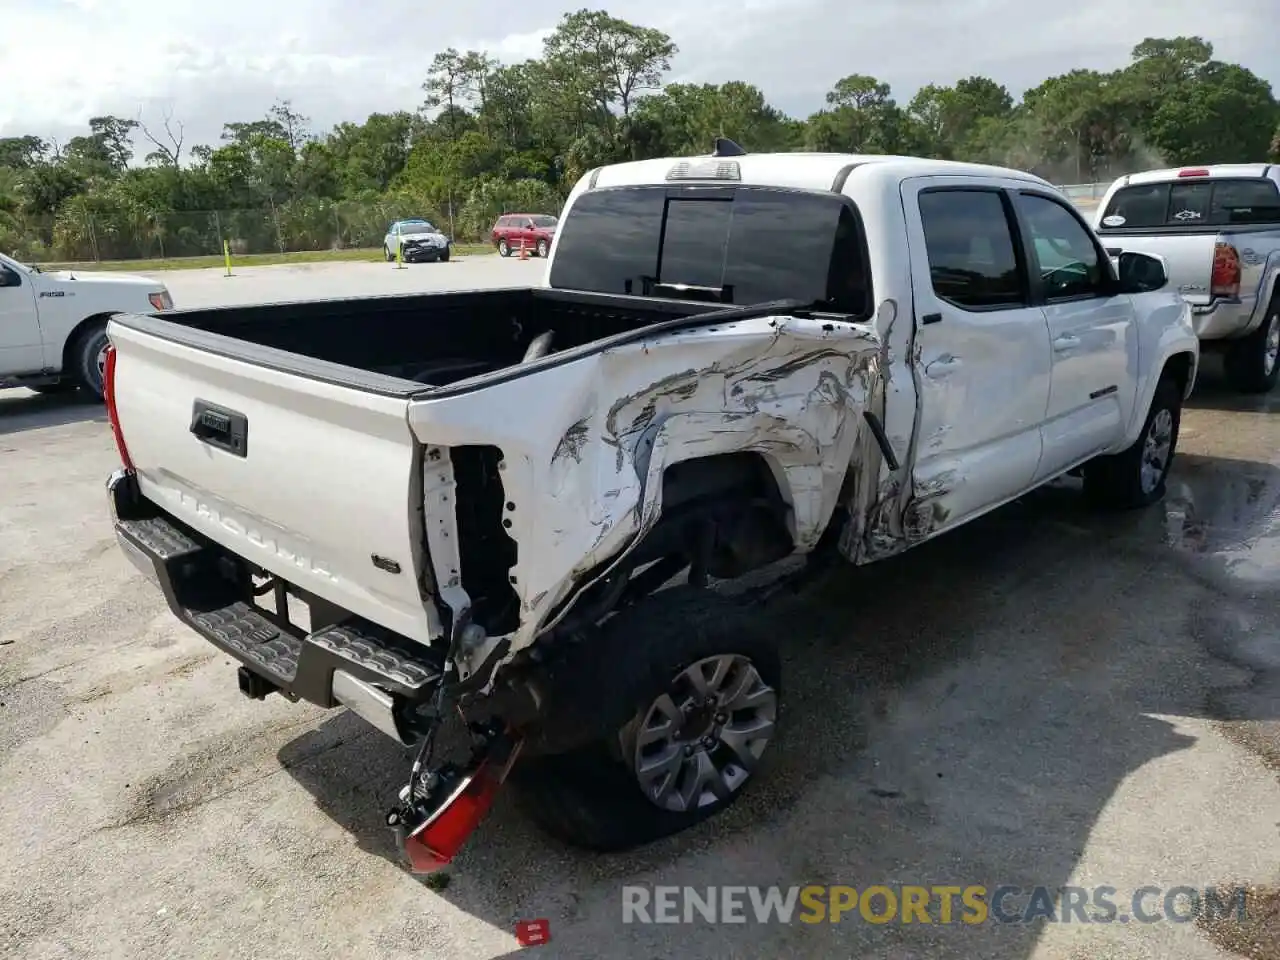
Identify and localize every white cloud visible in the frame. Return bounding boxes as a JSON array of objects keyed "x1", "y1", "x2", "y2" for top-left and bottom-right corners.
[{"x1": 1, "y1": 0, "x2": 1275, "y2": 155}]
